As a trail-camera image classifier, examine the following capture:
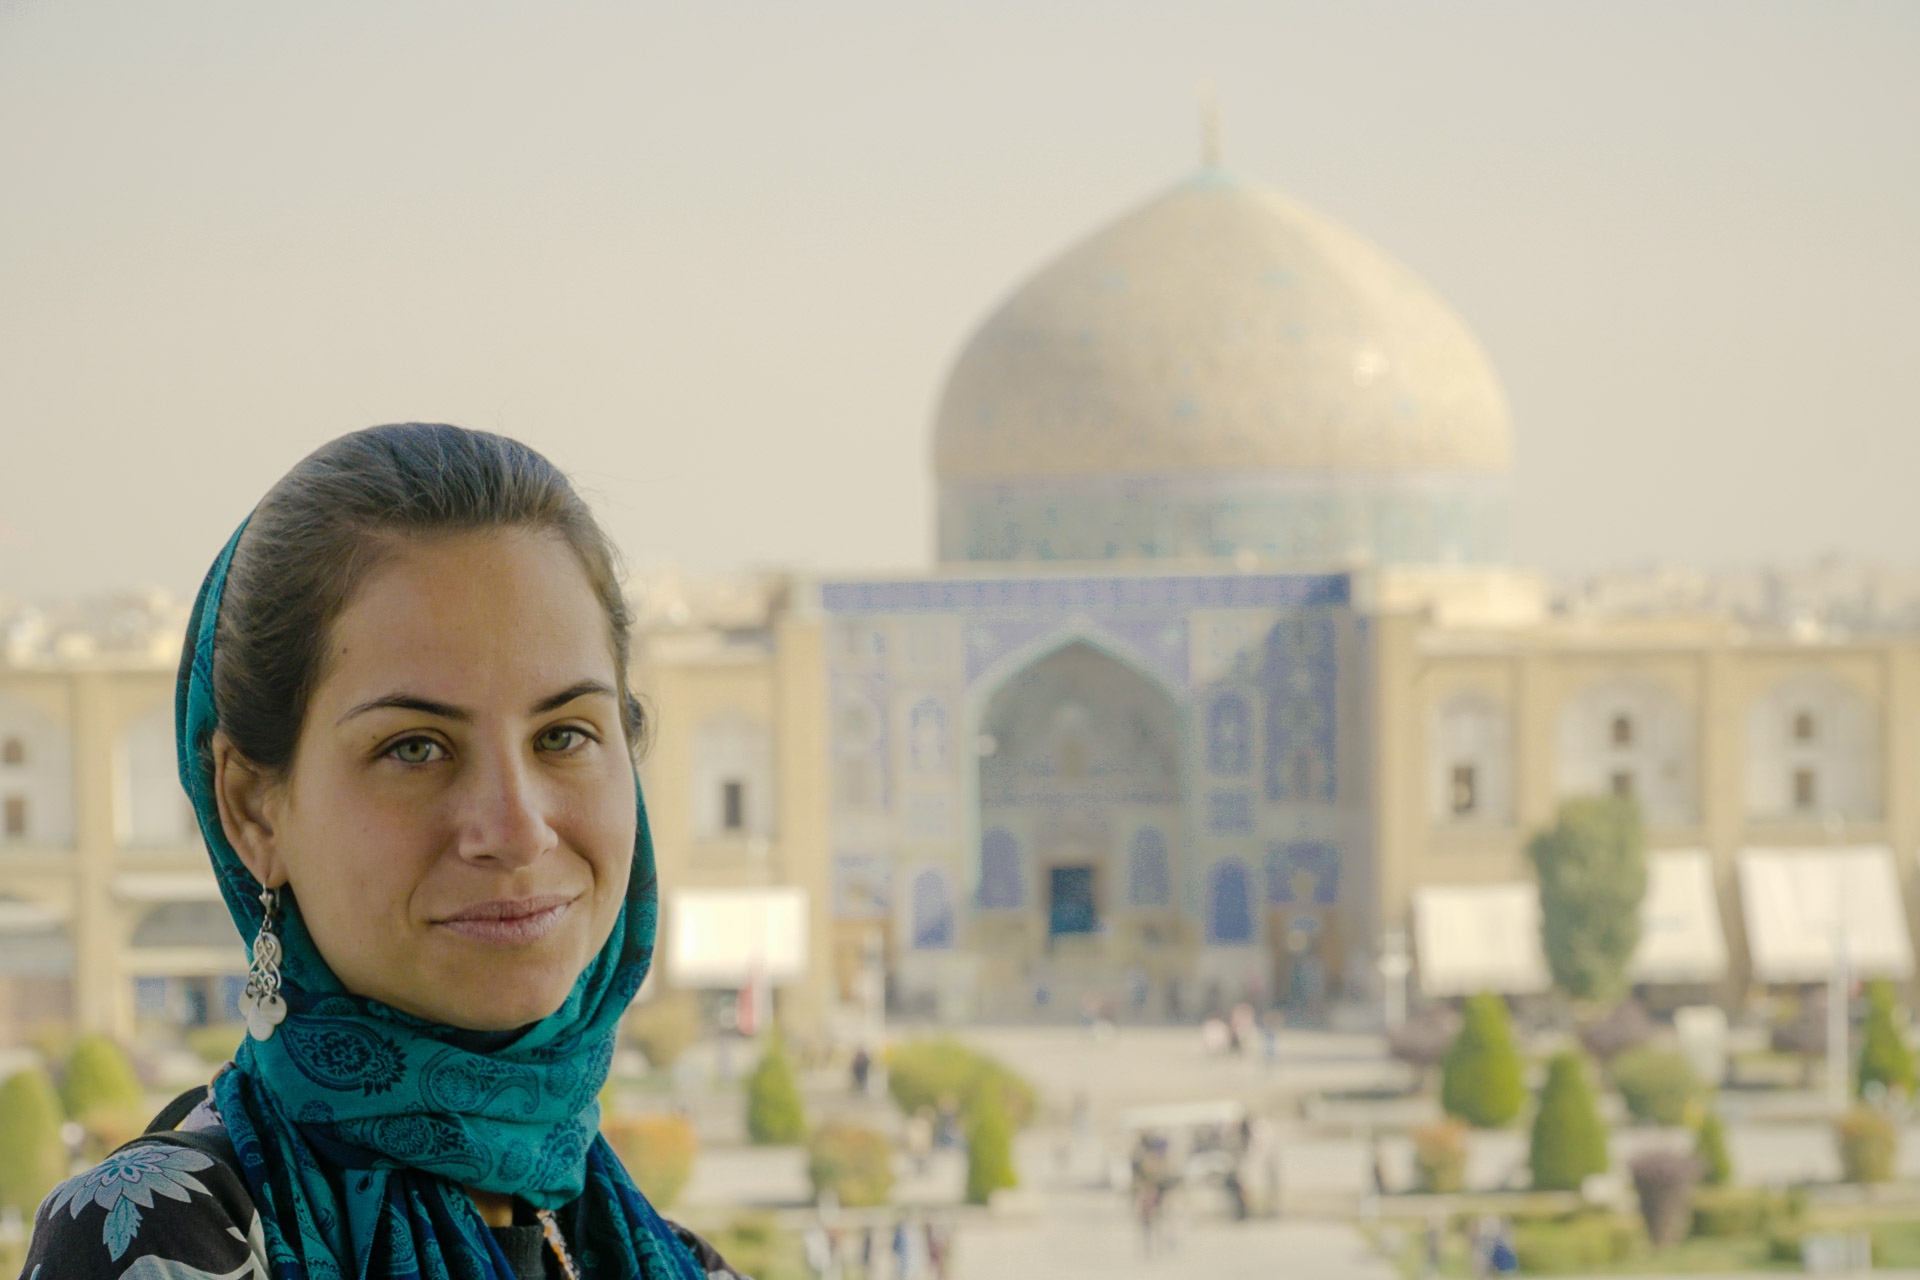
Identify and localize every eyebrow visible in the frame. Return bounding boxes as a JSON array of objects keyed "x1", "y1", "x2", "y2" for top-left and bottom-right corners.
[{"x1": 337, "y1": 680, "x2": 618, "y2": 726}]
